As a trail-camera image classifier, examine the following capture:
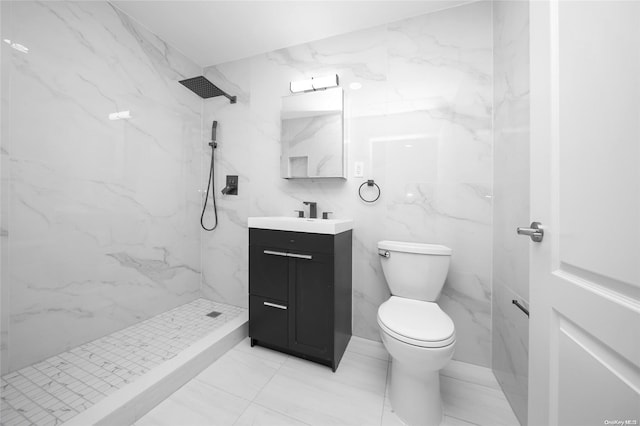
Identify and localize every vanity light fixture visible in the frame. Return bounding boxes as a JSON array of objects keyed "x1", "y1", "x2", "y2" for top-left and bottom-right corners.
[{"x1": 290, "y1": 74, "x2": 339, "y2": 93}]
